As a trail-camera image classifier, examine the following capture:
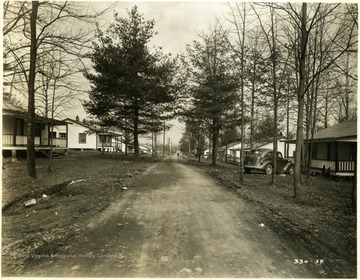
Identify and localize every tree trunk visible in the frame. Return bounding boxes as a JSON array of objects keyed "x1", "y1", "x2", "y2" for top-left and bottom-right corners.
[
  {"x1": 250, "y1": 76, "x2": 255, "y2": 149},
  {"x1": 225, "y1": 141, "x2": 228, "y2": 163},
  {"x1": 238, "y1": 4, "x2": 246, "y2": 183},
  {"x1": 154, "y1": 133, "x2": 157, "y2": 158},
  {"x1": 27, "y1": 1, "x2": 39, "y2": 178},
  {"x1": 133, "y1": 103, "x2": 140, "y2": 160},
  {"x1": 304, "y1": 82, "x2": 314, "y2": 180},
  {"x1": 294, "y1": 3, "x2": 307, "y2": 200},
  {"x1": 272, "y1": 97, "x2": 278, "y2": 185},
  {"x1": 101, "y1": 134, "x2": 105, "y2": 155},
  {"x1": 306, "y1": 75, "x2": 320, "y2": 183},
  {"x1": 197, "y1": 135, "x2": 201, "y2": 162},
  {"x1": 47, "y1": 80, "x2": 58, "y2": 172},
  {"x1": 47, "y1": 122, "x2": 54, "y2": 172},
  {"x1": 163, "y1": 121, "x2": 166, "y2": 156},
  {"x1": 211, "y1": 117, "x2": 219, "y2": 166},
  {"x1": 151, "y1": 131, "x2": 154, "y2": 158},
  {"x1": 286, "y1": 77, "x2": 291, "y2": 158},
  {"x1": 271, "y1": 7, "x2": 277, "y2": 186}
]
